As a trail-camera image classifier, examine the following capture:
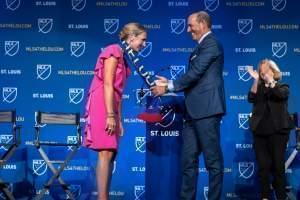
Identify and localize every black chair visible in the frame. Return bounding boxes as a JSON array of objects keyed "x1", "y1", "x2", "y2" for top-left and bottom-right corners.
[
  {"x1": 33, "y1": 111, "x2": 81, "y2": 200},
  {"x1": 285, "y1": 113, "x2": 299, "y2": 169},
  {"x1": 284, "y1": 113, "x2": 299, "y2": 200},
  {"x1": 293, "y1": 112, "x2": 300, "y2": 150},
  {"x1": 0, "y1": 110, "x2": 21, "y2": 200}
]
